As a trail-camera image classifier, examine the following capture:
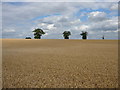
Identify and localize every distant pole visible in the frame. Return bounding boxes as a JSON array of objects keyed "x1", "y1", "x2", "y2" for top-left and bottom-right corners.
[{"x1": 102, "y1": 35, "x2": 104, "y2": 40}]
